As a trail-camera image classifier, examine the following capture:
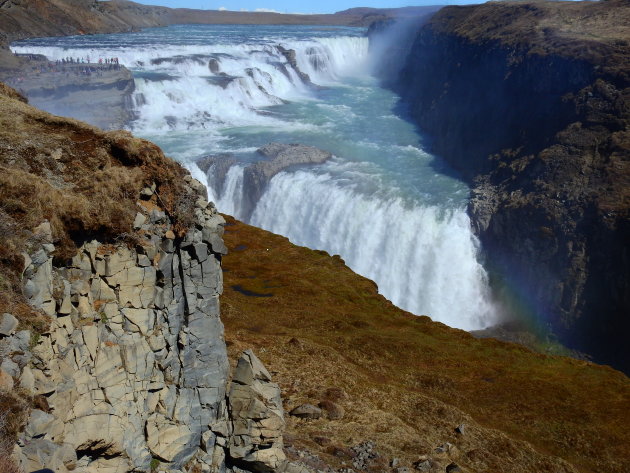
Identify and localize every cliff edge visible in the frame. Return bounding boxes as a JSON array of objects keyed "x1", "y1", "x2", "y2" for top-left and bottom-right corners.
[
  {"x1": 0, "y1": 83, "x2": 290, "y2": 473},
  {"x1": 379, "y1": 0, "x2": 630, "y2": 371}
]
